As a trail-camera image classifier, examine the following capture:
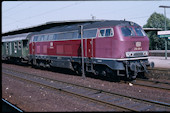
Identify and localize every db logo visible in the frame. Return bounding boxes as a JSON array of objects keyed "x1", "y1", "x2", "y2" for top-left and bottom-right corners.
[
  {"x1": 136, "y1": 42, "x2": 141, "y2": 47},
  {"x1": 50, "y1": 42, "x2": 54, "y2": 49},
  {"x1": 50, "y1": 42, "x2": 53, "y2": 47}
]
